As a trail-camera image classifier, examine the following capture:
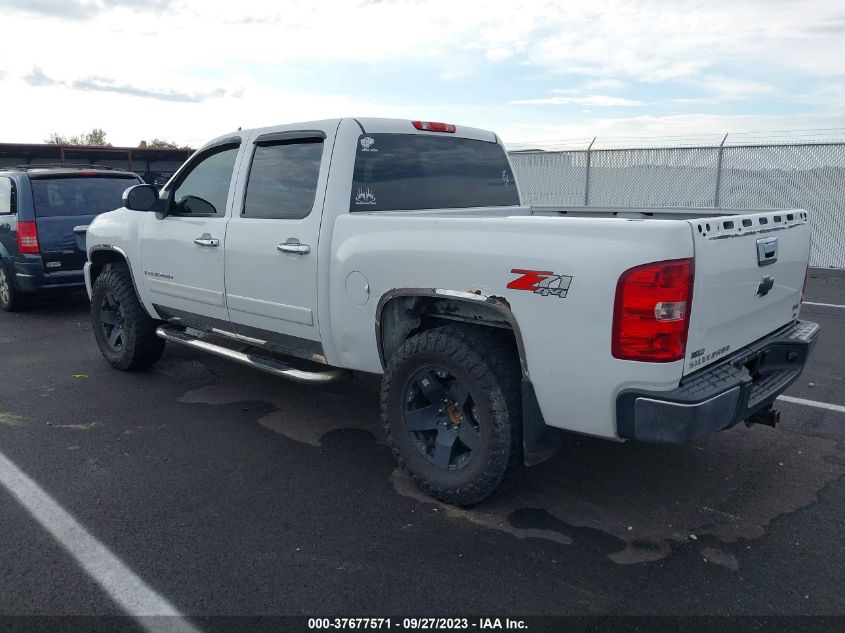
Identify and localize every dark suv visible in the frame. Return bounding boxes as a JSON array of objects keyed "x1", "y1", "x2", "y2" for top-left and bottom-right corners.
[{"x1": 0, "y1": 165, "x2": 143, "y2": 311}]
